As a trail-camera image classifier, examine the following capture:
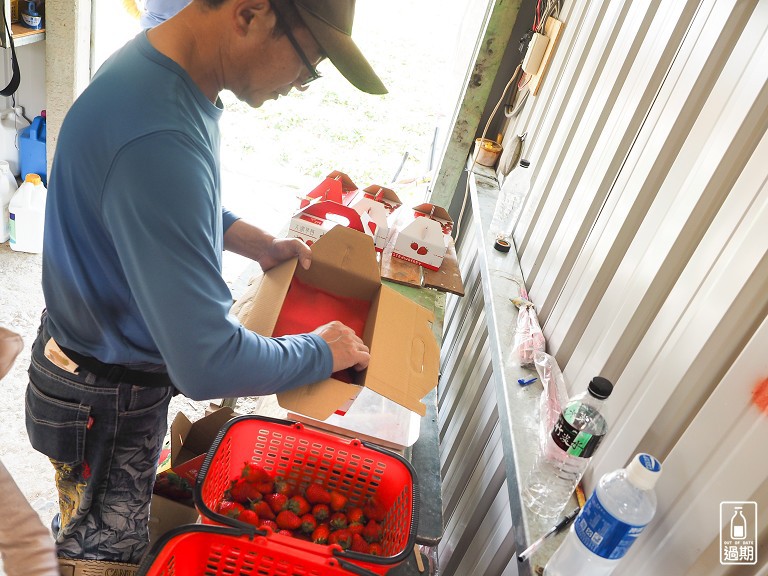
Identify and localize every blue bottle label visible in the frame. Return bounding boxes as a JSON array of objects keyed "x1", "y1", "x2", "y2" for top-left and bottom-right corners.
[{"x1": 574, "y1": 492, "x2": 648, "y2": 559}]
